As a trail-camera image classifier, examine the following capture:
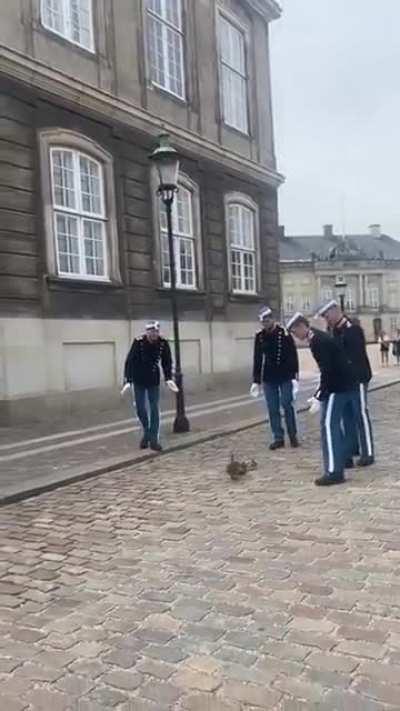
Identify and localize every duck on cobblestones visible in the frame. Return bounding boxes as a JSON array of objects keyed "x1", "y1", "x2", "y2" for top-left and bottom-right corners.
[{"x1": 226, "y1": 453, "x2": 258, "y2": 480}]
